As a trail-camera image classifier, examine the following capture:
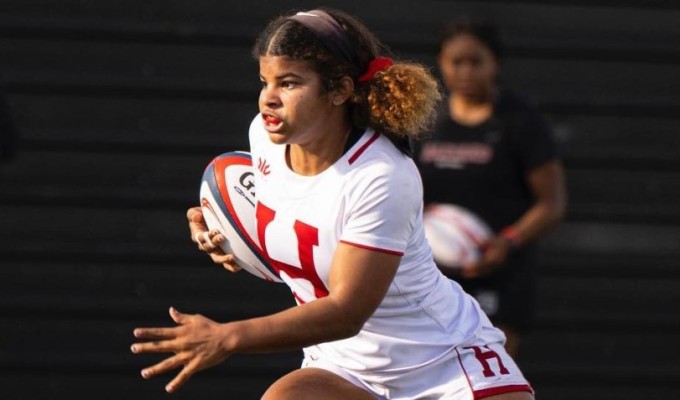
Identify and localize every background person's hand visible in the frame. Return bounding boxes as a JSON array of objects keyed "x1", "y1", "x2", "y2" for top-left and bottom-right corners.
[
  {"x1": 131, "y1": 307, "x2": 232, "y2": 393},
  {"x1": 461, "y1": 236, "x2": 510, "y2": 278},
  {"x1": 187, "y1": 207, "x2": 241, "y2": 272}
]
